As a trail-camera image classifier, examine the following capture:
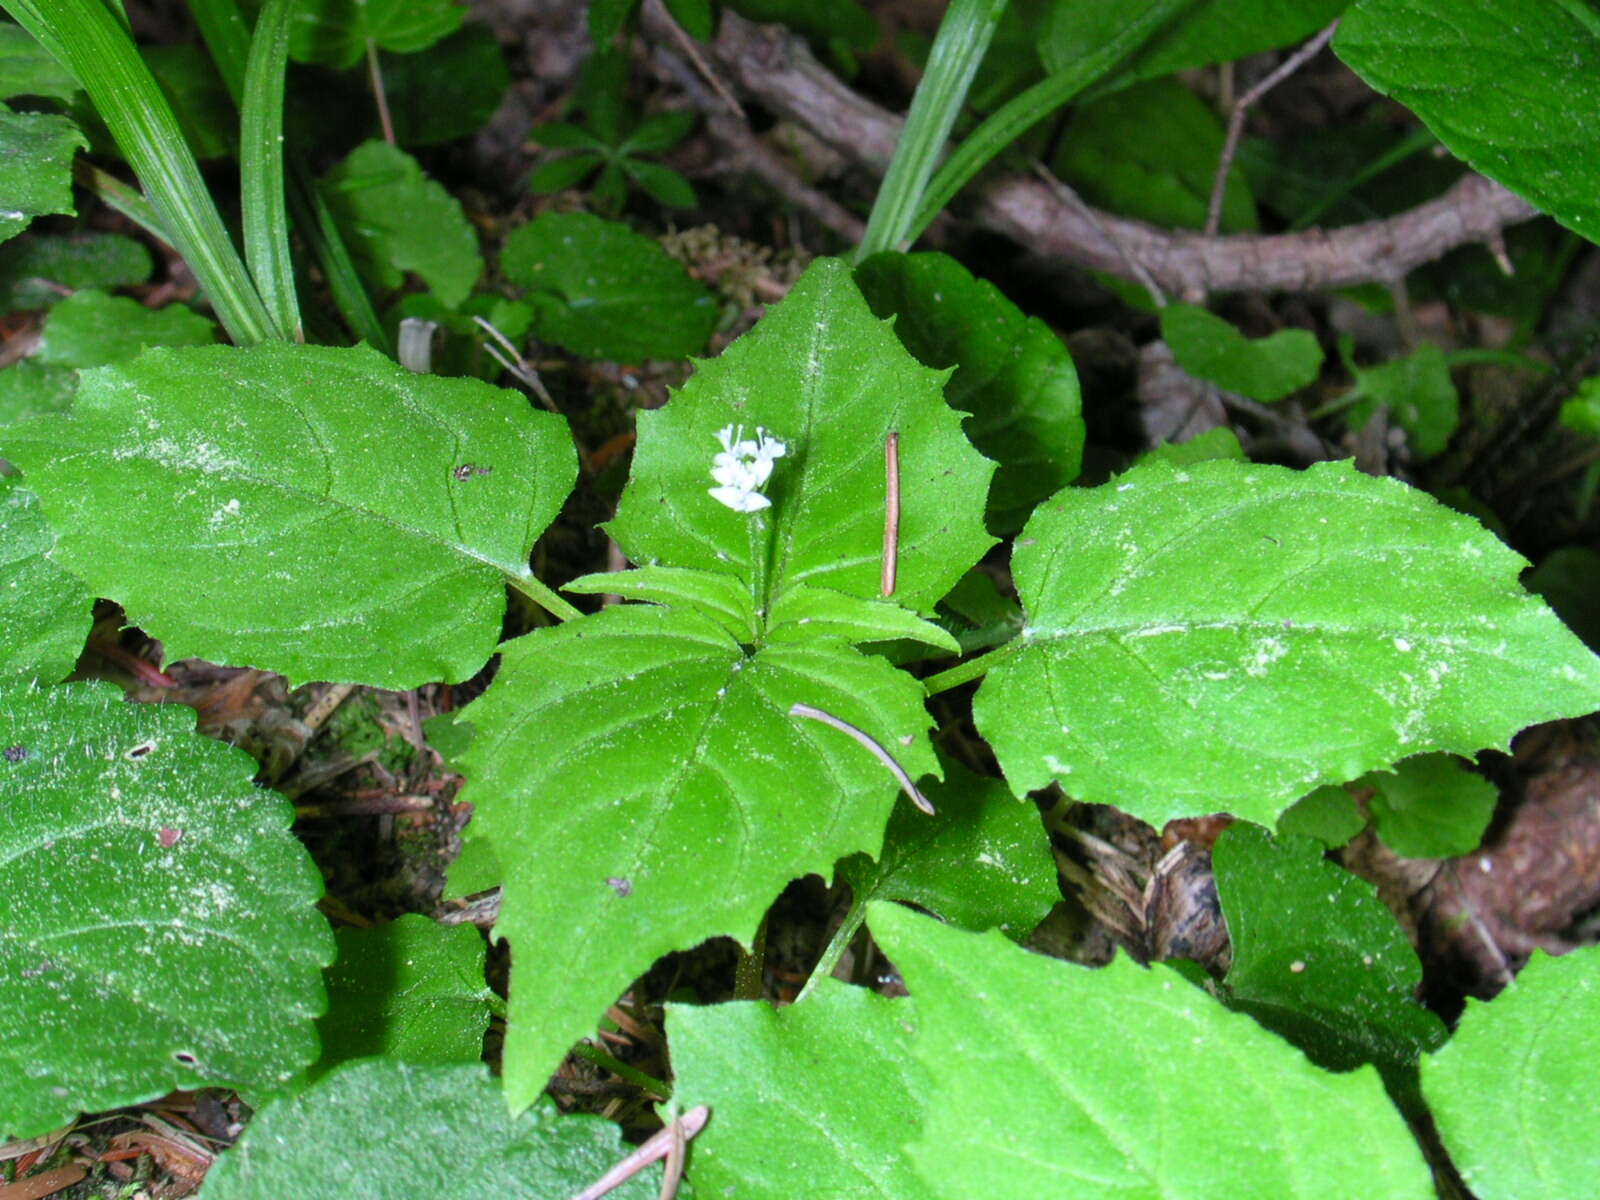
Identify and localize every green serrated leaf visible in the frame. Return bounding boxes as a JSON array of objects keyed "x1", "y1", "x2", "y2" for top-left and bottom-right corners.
[
  {"x1": 856, "y1": 251, "x2": 1083, "y2": 534},
  {"x1": 305, "y1": 915, "x2": 490, "y2": 1084},
  {"x1": 768, "y1": 584, "x2": 961, "y2": 654},
  {"x1": 0, "y1": 105, "x2": 87, "y2": 242},
  {"x1": 1053, "y1": 77, "x2": 1258, "y2": 232},
  {"x1": 1042, "y1": 0, "x2": 1347, "y2": 91},
  {"x1": 0, "y1": 24, "x2": 79, "y2": 105},
  {"x1": 1336, "y1": 0, "x2": 1600, "y2": 244},
  {"x1": 868, "y1": 901, "x2": 1433, "y2": 1199},
  {"x1": 289, "y1": 0, "x2": 465, "y2": 70},
  {"x1": 200, "y1": 1060, "x2": 665, "y2": 1199},
  {"x1": 441, "y1": 833, "x2": 499, "y2": 900},
  {"x1": 1345, "y1": 342, "x2": 1458, "y2": 458},
  {"x1": 0, "y1": 360, "x2": 76, "y2": 427},
  {"x1": 1276, "y1": 783, "x2": 1365, "y2": 847},
  {"x1": 1161, "y1": 304, "x2": 1323, "y2": 401},
  {"x1": 669, "y1": 979, "x2": 924, "y2": 1199},
  {"x1": 1213, "y1": 822, "x2": 1446, "y2": 1077},
  {"x1": 1361, "y1": 752, "x2": 1496, "y2": 858},
  {"x1": 973, "y1": 458, "x2": 1600, "y2": 826},
  {"x1": 565, "y1": 565, "x2": 757, "y2": 642},
  {"x1": 1142, "y1": 426, "x2": 1247, "y2": 466},
  {"x1": 0, "y1": 680, "x2": 333, "y2": 1137},
  {"x1": 3, "y1": 341, "x2": 575, "y2": 689},
  {"x1": 501, "y1": 211, "x2": 718, "y2": 361},
  {"x1": 0, "y1": 476, "x2": 91, "y2": 682},
  {"x1": 322, "y1": 139, "x2": 482, "y2": 309},
  {"x1": 36, "y1": 290, "x2": 217, "y2": 368},
  {"x1": 610, "y1": 258, "x2": 996, "y2": 619},
  {"x1": 380, "y1": 24, "x2": 510, "y2": 147},
  {"x1": 456, "y1": 603, "x2": 938, "y2": 1111},
  {"x1": 838, "y1": 758, "x2": 1057, "y2": 937},
  {"x1": 0, "y1": 232, "x2": 152, "y2": 311},
  {"x1": 1422, "y1": 947, "x2": 1600, "y2": 1200}
]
